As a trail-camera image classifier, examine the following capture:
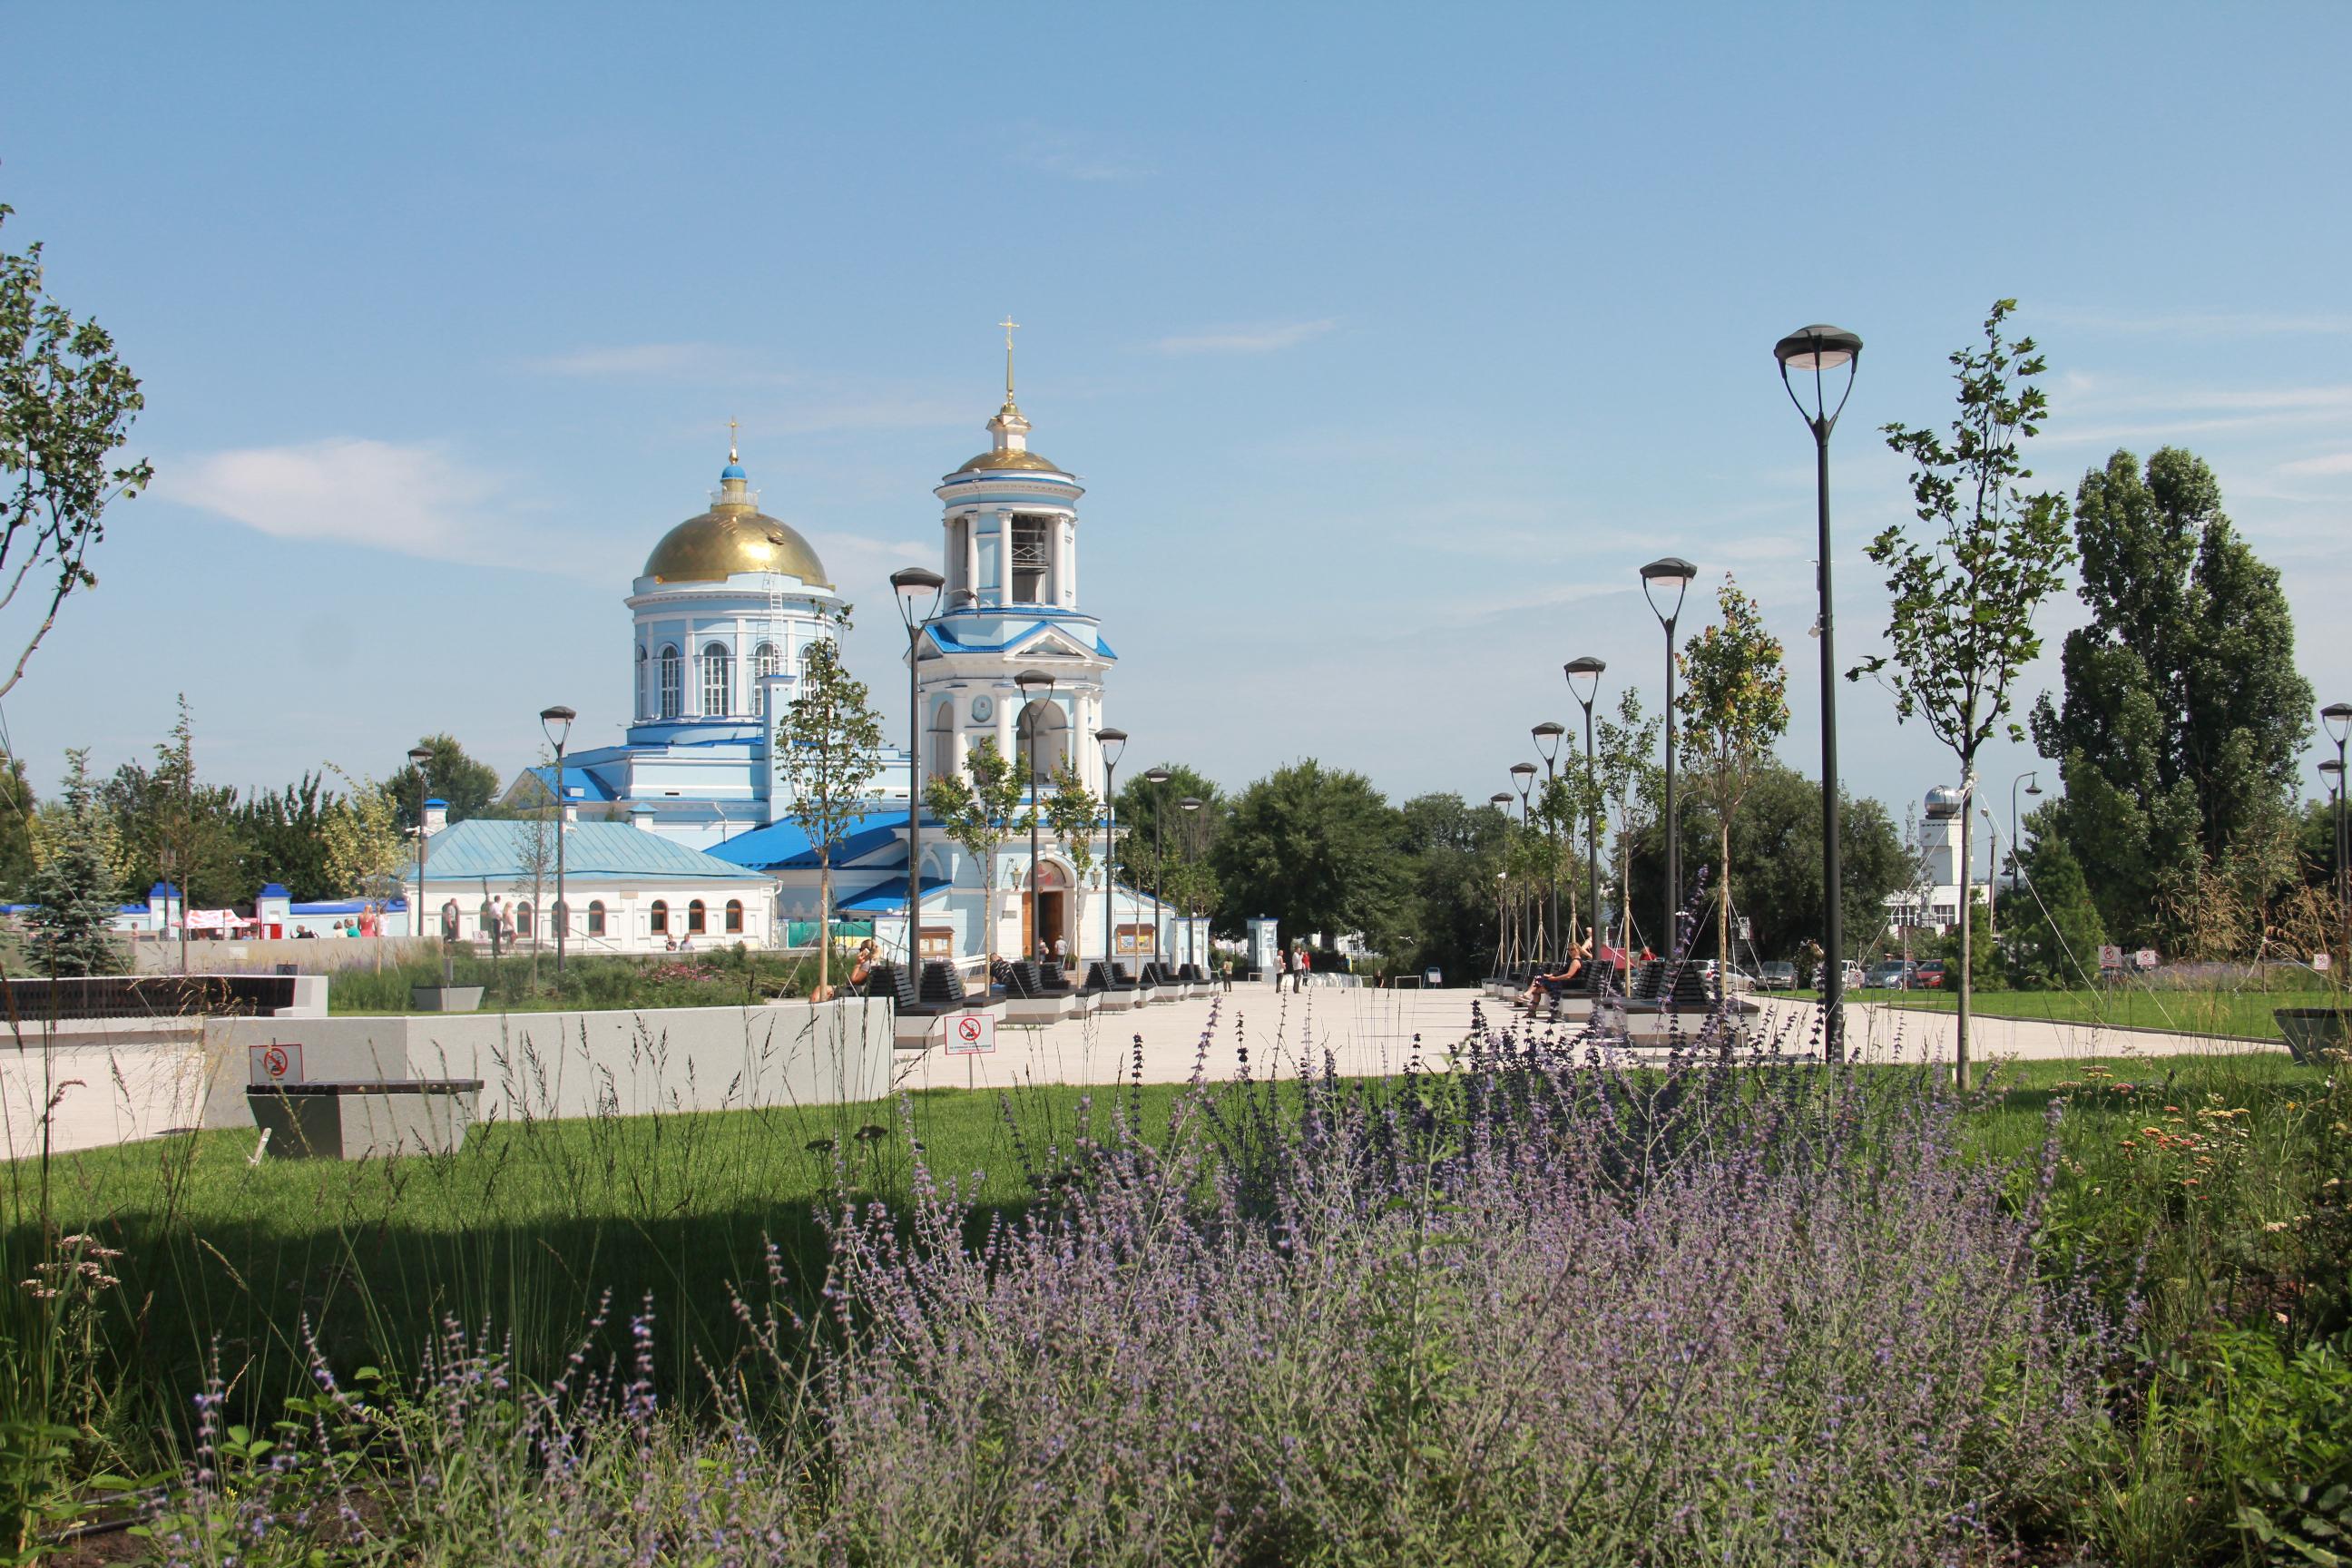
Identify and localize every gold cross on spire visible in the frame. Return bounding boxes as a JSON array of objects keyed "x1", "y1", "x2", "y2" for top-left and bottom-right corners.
[
  {"x1": 727, "y1": 416, "x2": 740, "y2": 462},
  {"x1": 998, "y1": 315, "x2": 1020, "y2": 402}
]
